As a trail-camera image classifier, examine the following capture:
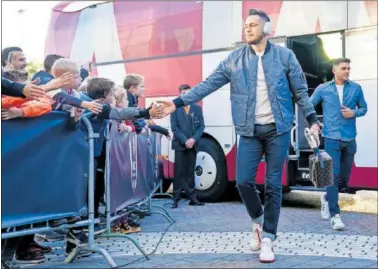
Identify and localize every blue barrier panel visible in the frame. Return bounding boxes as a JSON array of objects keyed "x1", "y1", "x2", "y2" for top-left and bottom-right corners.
[
  {"x1": 1, "y1": 112, "x2": 89, "y2": 228},
  {"x1": 108, "y1": 126, "x2": 162, "y2": 213}
]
